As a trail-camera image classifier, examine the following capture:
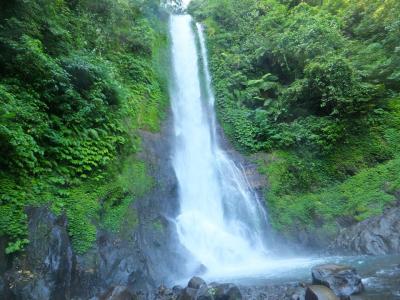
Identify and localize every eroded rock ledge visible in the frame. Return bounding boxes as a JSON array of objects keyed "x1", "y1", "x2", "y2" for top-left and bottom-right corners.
[{"x1": 331, "y1": 205, "x2": 400, "y2": 255}]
